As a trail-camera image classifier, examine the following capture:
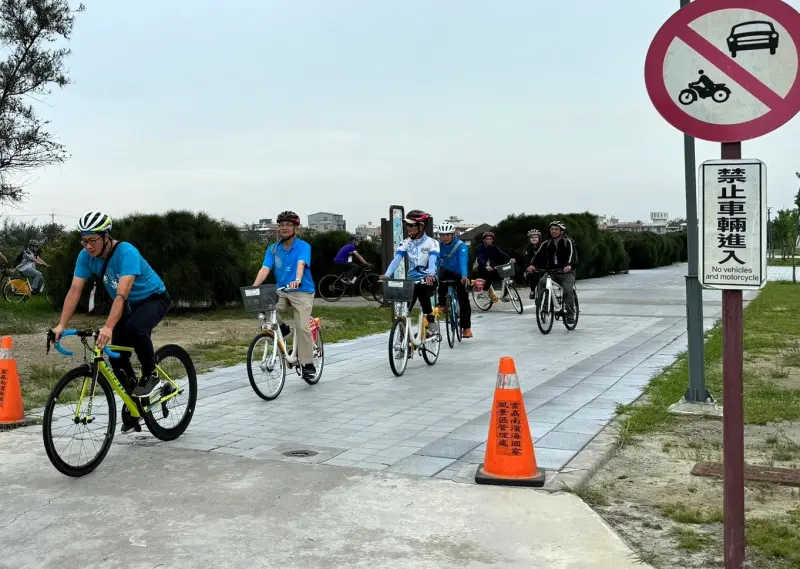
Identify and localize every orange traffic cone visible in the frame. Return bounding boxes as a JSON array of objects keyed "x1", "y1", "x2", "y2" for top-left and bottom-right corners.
[
  {"x1": 475, "y1": 356, "x2": 546, "y2": 487},
  {"x1": 0, "y1": 336, "x2": 26, "y2": 429}
]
